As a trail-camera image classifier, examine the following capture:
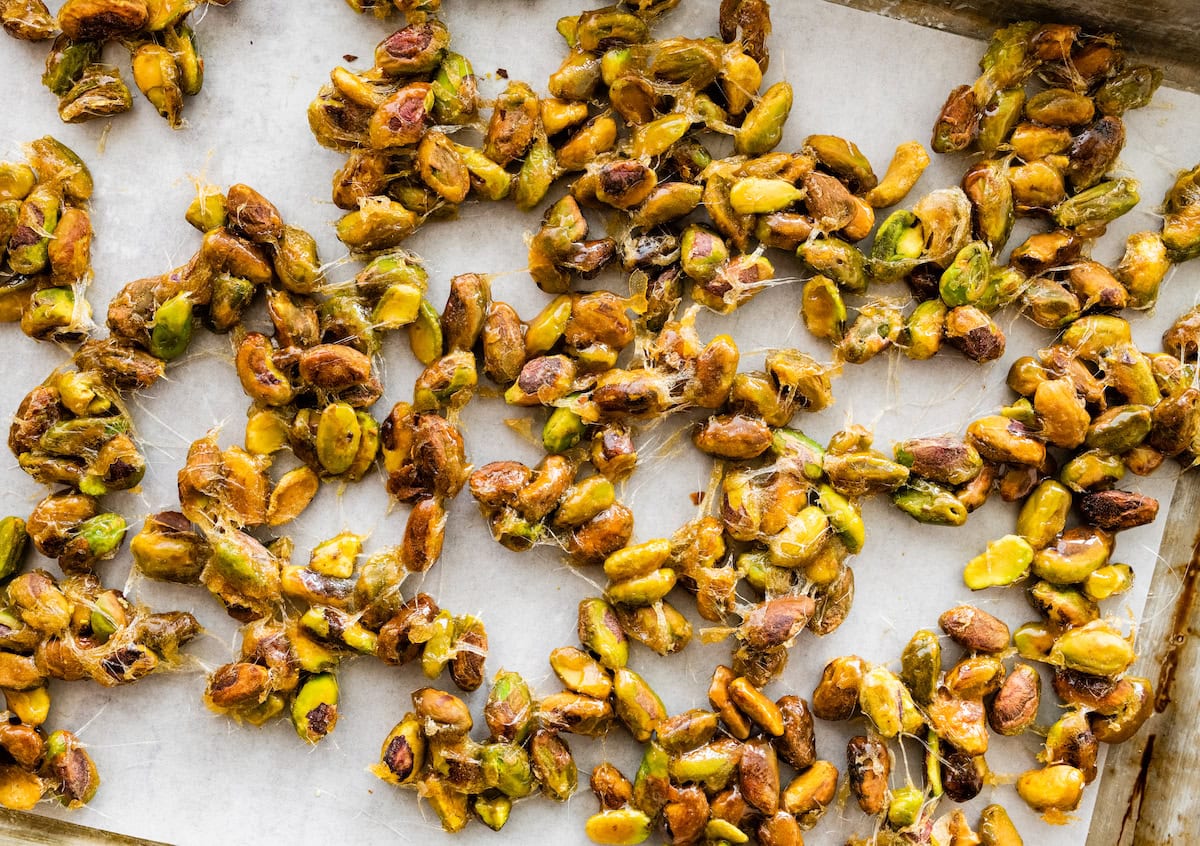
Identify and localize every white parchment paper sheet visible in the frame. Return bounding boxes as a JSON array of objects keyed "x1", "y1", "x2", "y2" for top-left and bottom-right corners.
[{"x1": 1, "y1": 1, "x2": 1199, "y2": 843}]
